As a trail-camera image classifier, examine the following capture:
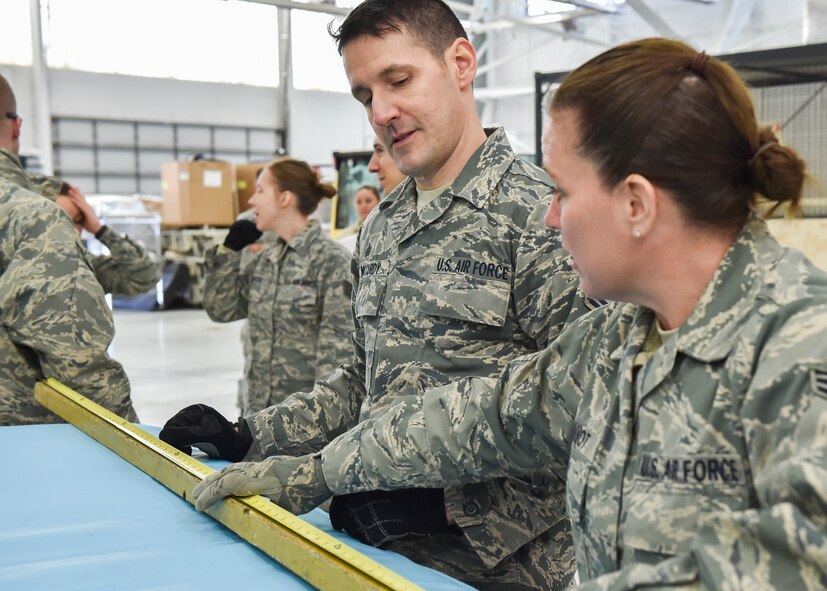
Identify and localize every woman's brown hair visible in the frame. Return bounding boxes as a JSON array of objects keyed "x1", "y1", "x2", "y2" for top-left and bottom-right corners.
[
  {"x1": 266, "y1": 158, "x2": 336, "y2": 216},
  {"x1": 550, "y1": 38, "x2": 807, "y2": 231}
]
